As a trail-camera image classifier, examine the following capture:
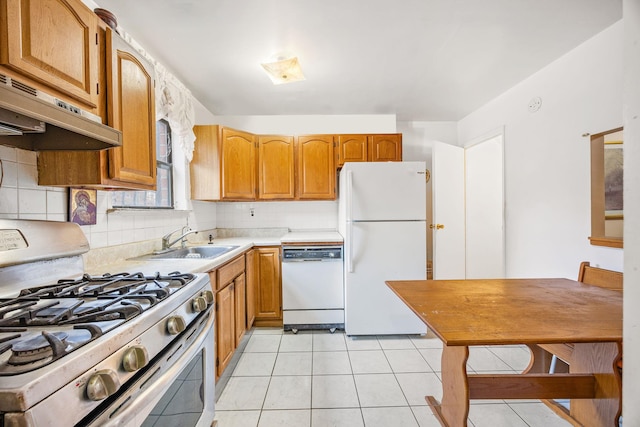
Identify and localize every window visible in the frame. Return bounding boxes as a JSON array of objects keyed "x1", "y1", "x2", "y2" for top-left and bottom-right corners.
[{"x1": 111, "y1": 120, "x2": 174, "y2": 208}]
